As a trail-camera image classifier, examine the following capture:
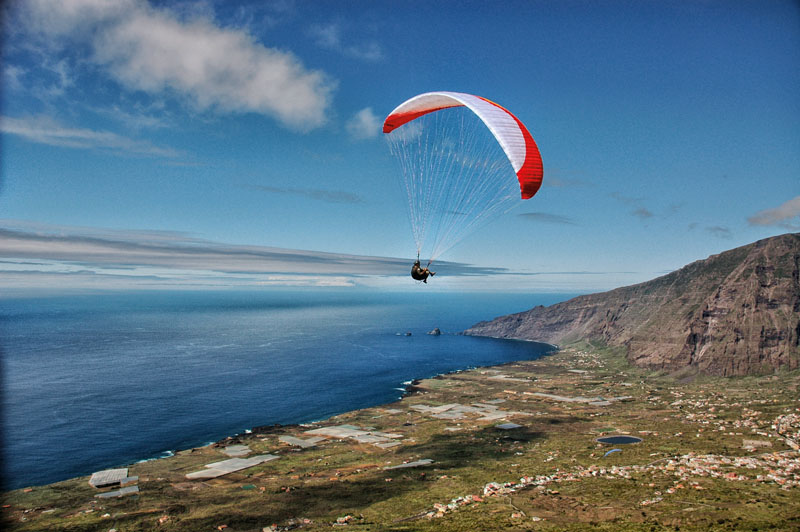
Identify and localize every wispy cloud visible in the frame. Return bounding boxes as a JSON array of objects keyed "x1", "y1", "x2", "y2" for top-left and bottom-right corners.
[
  {"x1": 243, "y1": 184, "x2": 364, "y2": 204},
  {"x1": 688, "y1": 222, "x2": 733, "y2": 239},
  {"x1": 308, "y1": 22, "x2": 383, "y2": 61},
  {"x1": 2, "y1": 64, "x2": 25, "y2": 91},
  {"x1": 510, "y1": 270, "x2": 637, "y2": 276},
  {"x1": 611, "y1": 192, "x2": 644, "y2": 205},
  {"x1": 0, "y1": 115, "x2": 180, "y2": 157},
  {"x1": 0, "y1": 226, "x2": 401, "y2": 278},
  {"x1": 224, "y1": 1, "x2": 297, "y2": 32},
  {"x1": 705, "y1": 225, "x2": 732, "y2": 239},
  {"x1": 346, "y1": 107, "x2": 381, "y2": 139},
  {"x1": 11, "y1": 0, "x2": 335, "y2": 131},
  {"x1": 0, "y1": 221, "x2": 649, "y2": 293},
  {"x1": 611, "y1": 192, "x2": 655, "y2": 221},
  {"x1": 518, "y1": 212, "x2": 577, "y2": 225},
  {"x1": 747, "y1": 196, "x2": 800, "y2": 230},
  {"x1": 0, "y1": 222, "x2": 520, "y2": 292},
  {"x1": 90, "y1": 104, "x2": 169, "y2": 131}
]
